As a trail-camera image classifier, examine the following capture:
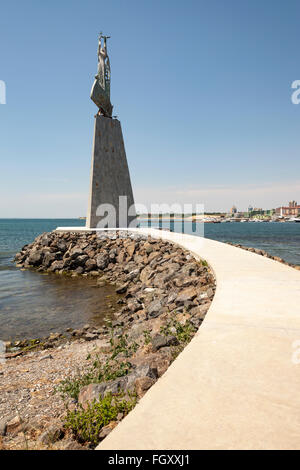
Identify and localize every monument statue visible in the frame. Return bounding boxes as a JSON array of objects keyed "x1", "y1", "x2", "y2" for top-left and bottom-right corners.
[
  {"x1": 90, "y1": 33, "x2": 113, "y2": 117},
  {"x1": 86, "y1": 33, "x2": 136, "y2": 229}
]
